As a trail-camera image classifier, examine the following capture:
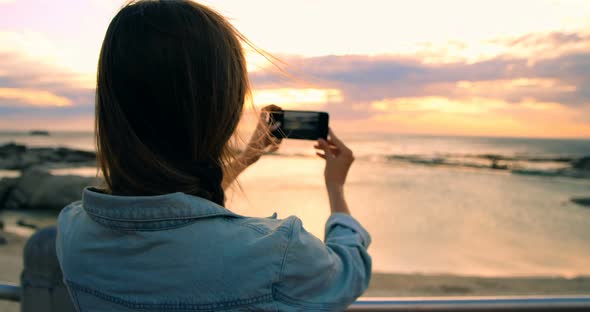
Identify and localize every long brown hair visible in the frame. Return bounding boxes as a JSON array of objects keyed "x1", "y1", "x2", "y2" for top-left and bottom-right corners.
[{"x1": 95, "y1": 0, "x2": 248, "y2": 204}]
